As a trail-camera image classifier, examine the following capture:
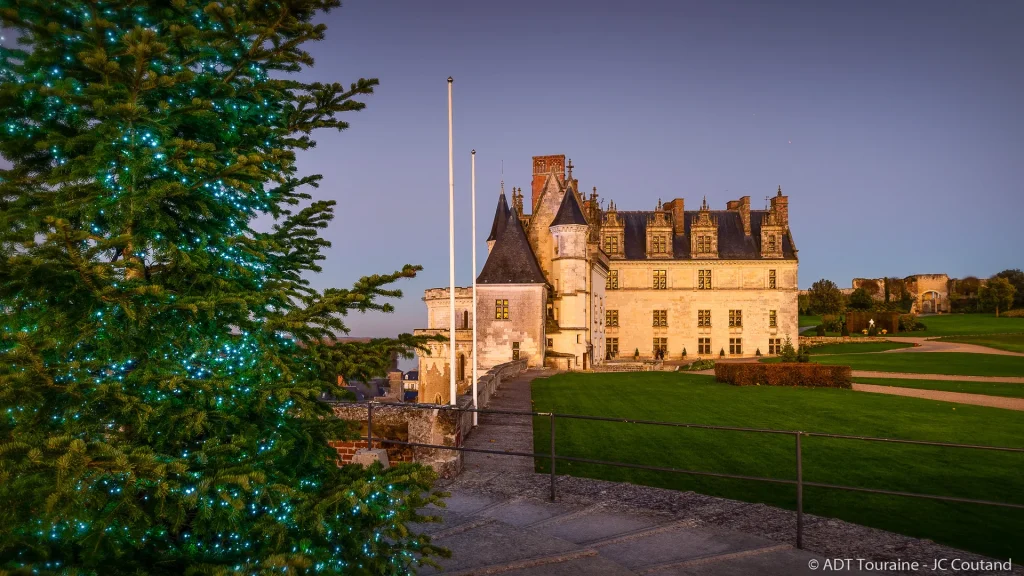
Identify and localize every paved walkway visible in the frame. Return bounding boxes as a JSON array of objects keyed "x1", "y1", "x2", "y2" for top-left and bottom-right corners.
[
  {"x1": 883, "y1": 336, "x2": 1024, "y2": 357},
  {"x1": 413, "y1": 369, "x2": 1016, "y2": 575},
  {"x1": 850, "y1": 370, "x2": 1024, "y2": 384},
  {"x1": 852, "y1": 383, "x2": 1024, "y2": 411}
]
